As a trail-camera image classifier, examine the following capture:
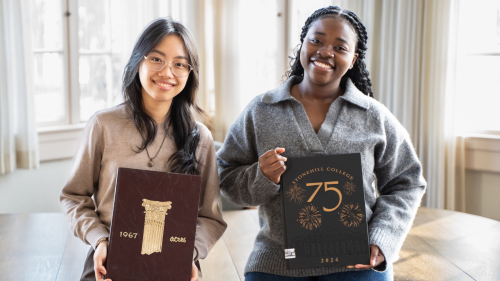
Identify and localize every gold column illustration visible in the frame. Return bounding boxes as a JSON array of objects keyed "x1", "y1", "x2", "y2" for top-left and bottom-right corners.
[{"x1": 141, "y1": 199, "x2": 172, "y2": 255}]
